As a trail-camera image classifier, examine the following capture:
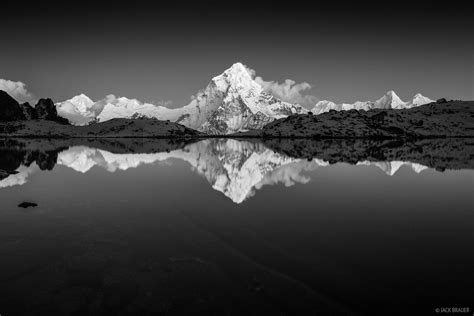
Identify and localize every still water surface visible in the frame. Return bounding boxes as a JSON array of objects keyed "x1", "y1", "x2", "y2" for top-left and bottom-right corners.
[{"x1": 0, "y1": 138, "x2": 472, "y2": 315}]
